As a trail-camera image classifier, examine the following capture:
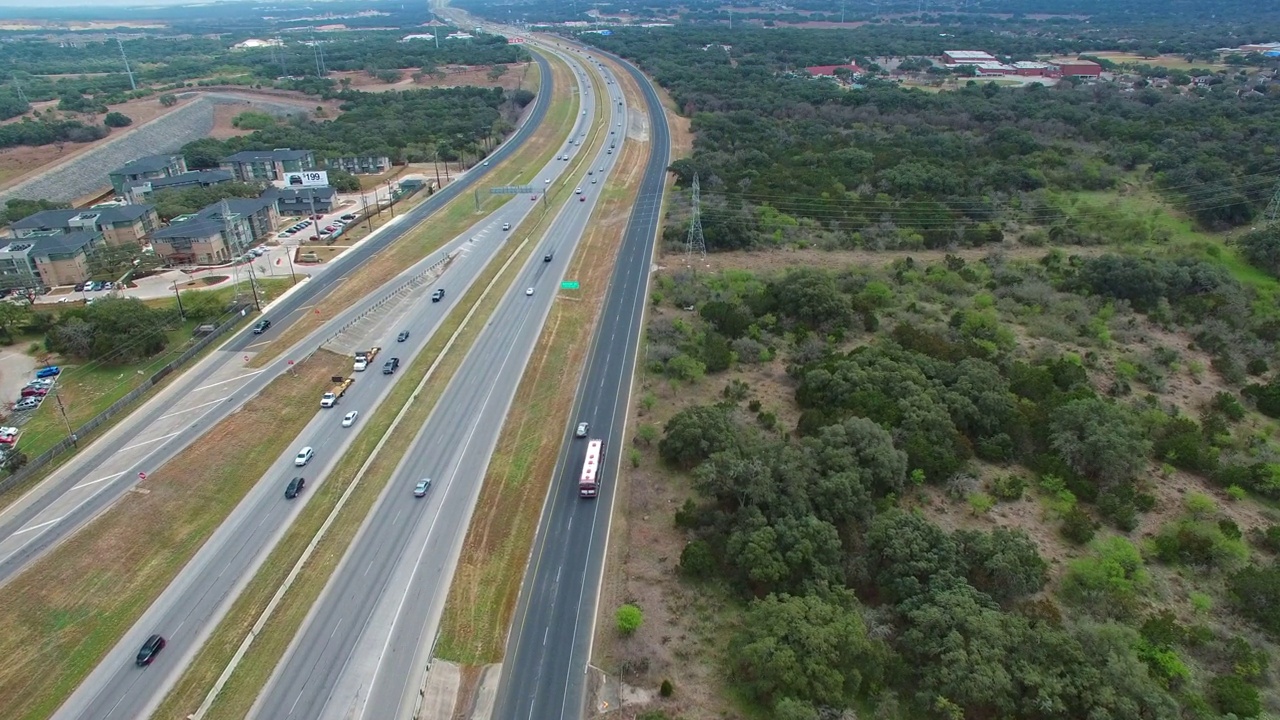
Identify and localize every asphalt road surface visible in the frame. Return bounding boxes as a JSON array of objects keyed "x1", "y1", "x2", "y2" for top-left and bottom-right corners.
[
  {"x1": 48, "y1": 54, "x2": 588, "y2": 720},
  {"x1": 491, "y1": 45, "x2": 672, "y2": 720},
  {"x1": 0, "y1": 53, "x2": 556, "y2": 586},
  {"x1": 249, "y1": 47, "x2": 623, "y2": 720}
]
